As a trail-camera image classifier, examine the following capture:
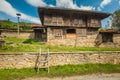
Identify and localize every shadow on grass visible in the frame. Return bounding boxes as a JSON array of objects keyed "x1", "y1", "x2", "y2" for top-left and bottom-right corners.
[{"x1": 22, "y1": 39, "x2": 39, "y2": 44}]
